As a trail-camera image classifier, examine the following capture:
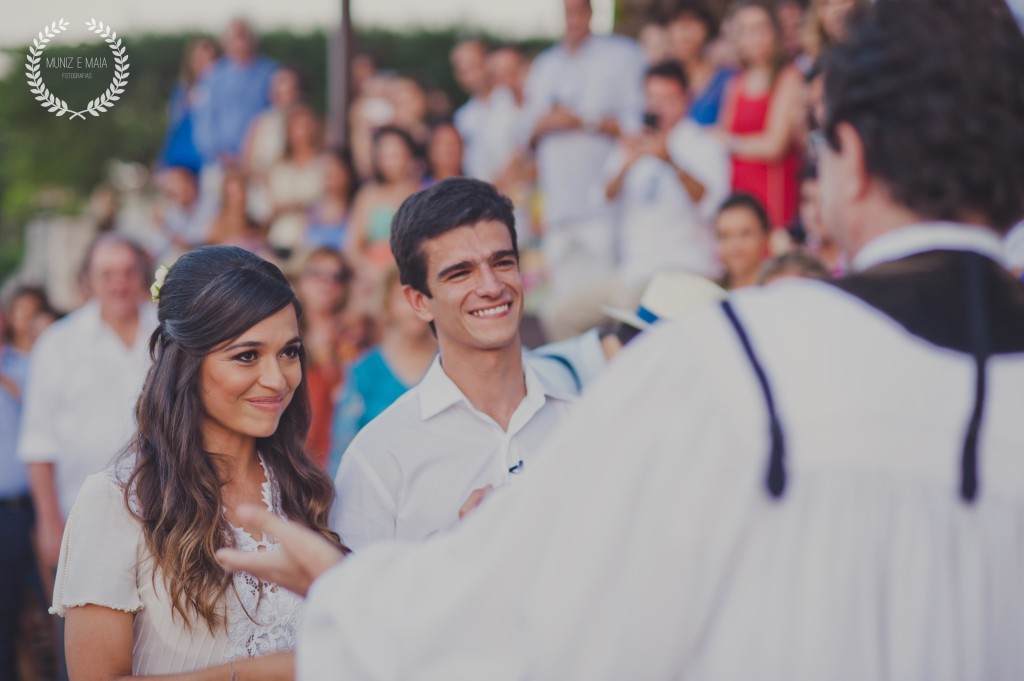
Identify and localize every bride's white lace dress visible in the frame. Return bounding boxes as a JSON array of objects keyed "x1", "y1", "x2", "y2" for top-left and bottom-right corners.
[
  {"x1": 51, "y1": 458, "x2": 307, "y2": 674},
  {"x1": 223, "y1": 458, "x2": 305, "y2": 661}
]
